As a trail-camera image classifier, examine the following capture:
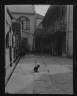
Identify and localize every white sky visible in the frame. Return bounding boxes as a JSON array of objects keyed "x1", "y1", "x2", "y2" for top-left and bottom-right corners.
[
  {"x1": 35, "y1": 5, "x2": 50, "y2": 16},
  {"x1": 6, "y1": 5, "x2": 50, "y2": 16}
]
